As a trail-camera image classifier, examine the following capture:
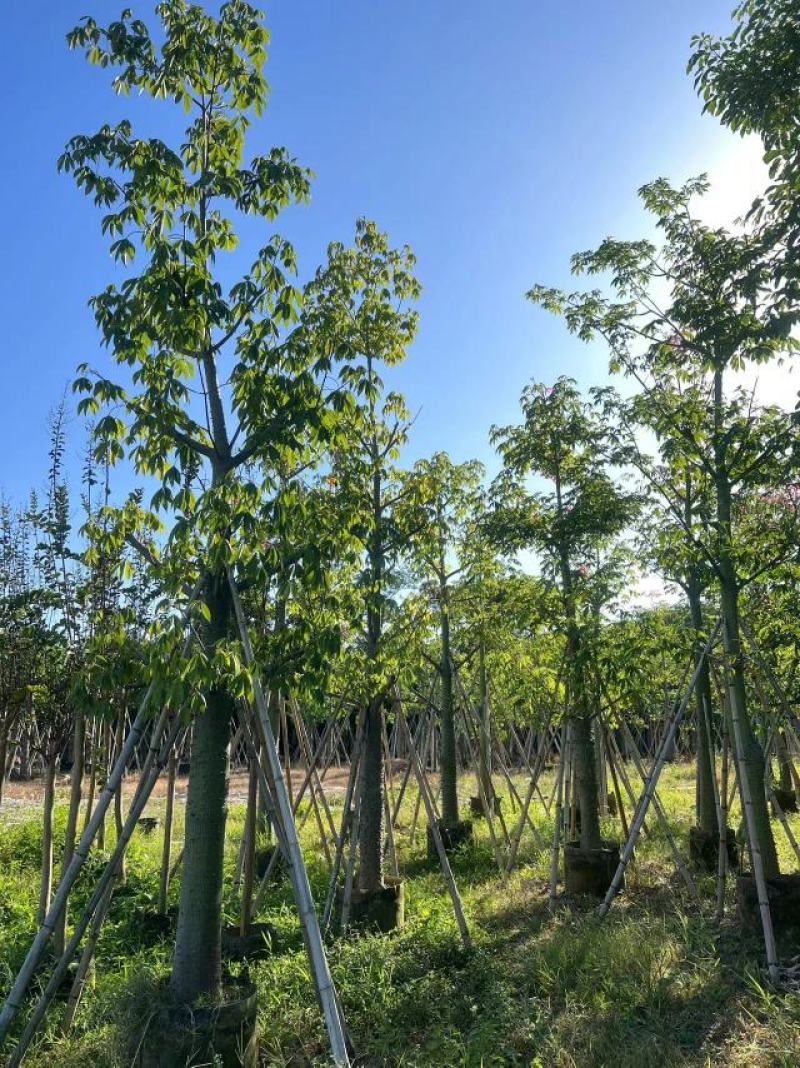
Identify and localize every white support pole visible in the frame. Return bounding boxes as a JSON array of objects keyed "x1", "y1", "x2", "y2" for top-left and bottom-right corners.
[
  {"x1": 226, "y1": 567, "x2": 350, "y2": 1067},
  {"x1": 597, "y1": 621, "x2": 720, "y2": 920},
  {"x1": 0, "y1": 576, "x2": 203, "y2": 1047}
]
